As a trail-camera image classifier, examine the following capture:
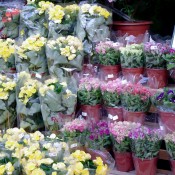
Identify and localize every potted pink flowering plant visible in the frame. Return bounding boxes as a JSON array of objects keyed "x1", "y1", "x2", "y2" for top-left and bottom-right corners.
[
  {"x1": 121, "y1": 83, "x2": 152, "y2": 124},
  {"x1": 95, "y1": 41, "x2": 122, "y2": 81},
  {"x1": 78, "y1": 77, "x2": 102, "y2": 123},
  {"x1": 101, "y1": 79, "x2": 123, "y2": 122},
  {"x1": 109, "y1": 121, "x2": 141, "y2": 172}
]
